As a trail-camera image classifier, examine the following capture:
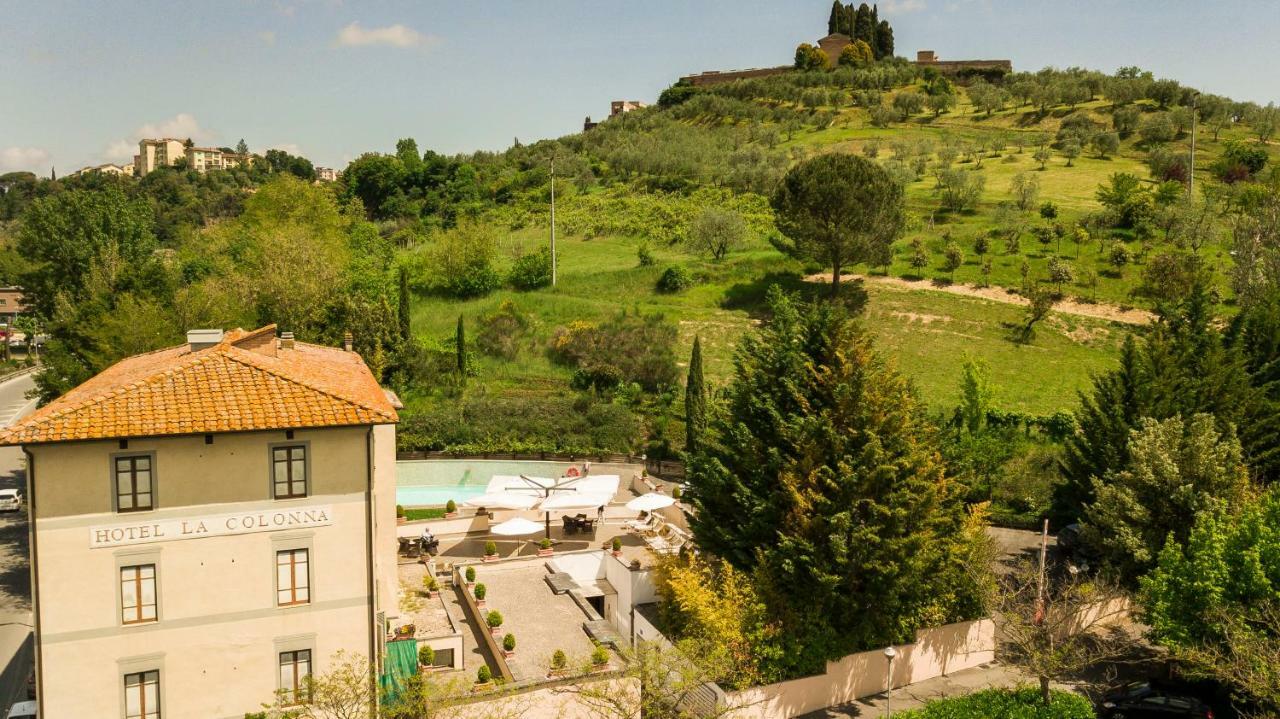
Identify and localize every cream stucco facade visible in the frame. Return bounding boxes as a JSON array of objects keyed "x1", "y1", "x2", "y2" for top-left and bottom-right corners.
[{"x1": 27, "y1": 424, "x2": 398, "y2": 718}]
